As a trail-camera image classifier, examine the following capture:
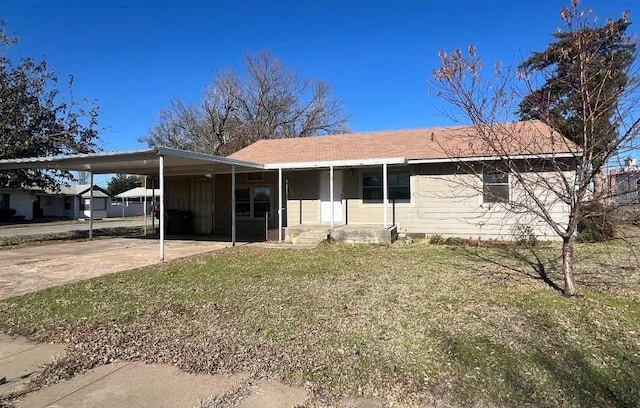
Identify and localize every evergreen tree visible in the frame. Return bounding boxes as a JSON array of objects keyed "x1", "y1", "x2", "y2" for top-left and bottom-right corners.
[
  {"x1": 106, "y1": 174, "x2": 142, "y2": 196},
  {"x1": 518, "y1": 5, "x2": 636, "y2": 199}
]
